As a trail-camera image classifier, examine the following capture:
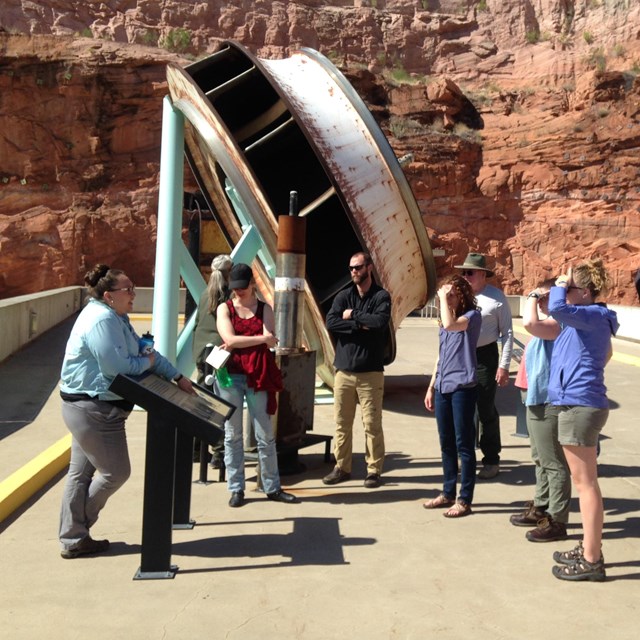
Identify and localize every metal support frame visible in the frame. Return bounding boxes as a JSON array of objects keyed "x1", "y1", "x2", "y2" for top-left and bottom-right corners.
[
  {"x1": 153, "y1": 96, "x2": 185, "y2": 363},
  {"x1": 153, "y1": 96, "x2": 263, "y2": 374}
]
